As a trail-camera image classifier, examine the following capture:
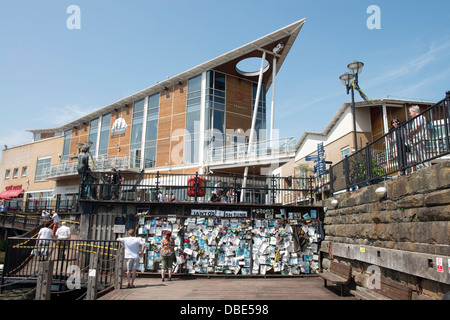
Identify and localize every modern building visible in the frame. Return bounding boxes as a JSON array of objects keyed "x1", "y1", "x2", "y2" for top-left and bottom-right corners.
[{"x1": 0, "y1": 19, "x2": 306, "y2": 209}]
